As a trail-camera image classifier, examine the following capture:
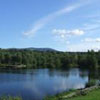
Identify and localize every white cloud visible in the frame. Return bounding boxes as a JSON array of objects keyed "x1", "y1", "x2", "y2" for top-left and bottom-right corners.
[
  {"x1": 53, "y1": 29, "x2": 84, "y2": 38},
  {"x1": 53, "y1": 29, "x2": 67, "y2": 38},
  {"x1": 83, "y1": 38, "x2": 100, "y2": 42},
  {"x1": 67, "y1": 42, "x2": 100, "y2": 52},
  {"x1": 23, "y1": 1, "x2": 89, "y2": 37},
  {"x1": 68, "y1": 29, "x2": 84, "y2": 35},
  {"x1": 96, "y1": 38, "x2": 100, "y2": 42},
  {"x1": 82, "y1": 23, "x2": 100, "y2": 31},
  {"x1": 83, "y1": 38, "x2": 94, "y2": 42}
]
